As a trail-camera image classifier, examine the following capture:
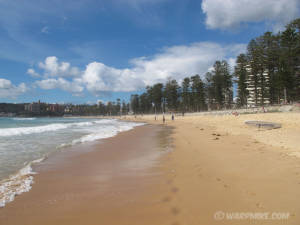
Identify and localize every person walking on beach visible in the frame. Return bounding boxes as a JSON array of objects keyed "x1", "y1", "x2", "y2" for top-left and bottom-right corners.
[
  {"x1": 163, "y1": 115, "x2": 165, "y2": 124},
  {"x1": 171, "y1": 113, "x2": 174, "y2": 121}
]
